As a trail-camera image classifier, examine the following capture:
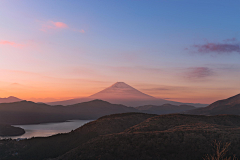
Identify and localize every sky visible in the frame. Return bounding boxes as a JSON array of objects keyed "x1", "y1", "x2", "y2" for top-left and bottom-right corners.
[{"x1": 0, "y1": 0, "x2": 240, "y2": 104}]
